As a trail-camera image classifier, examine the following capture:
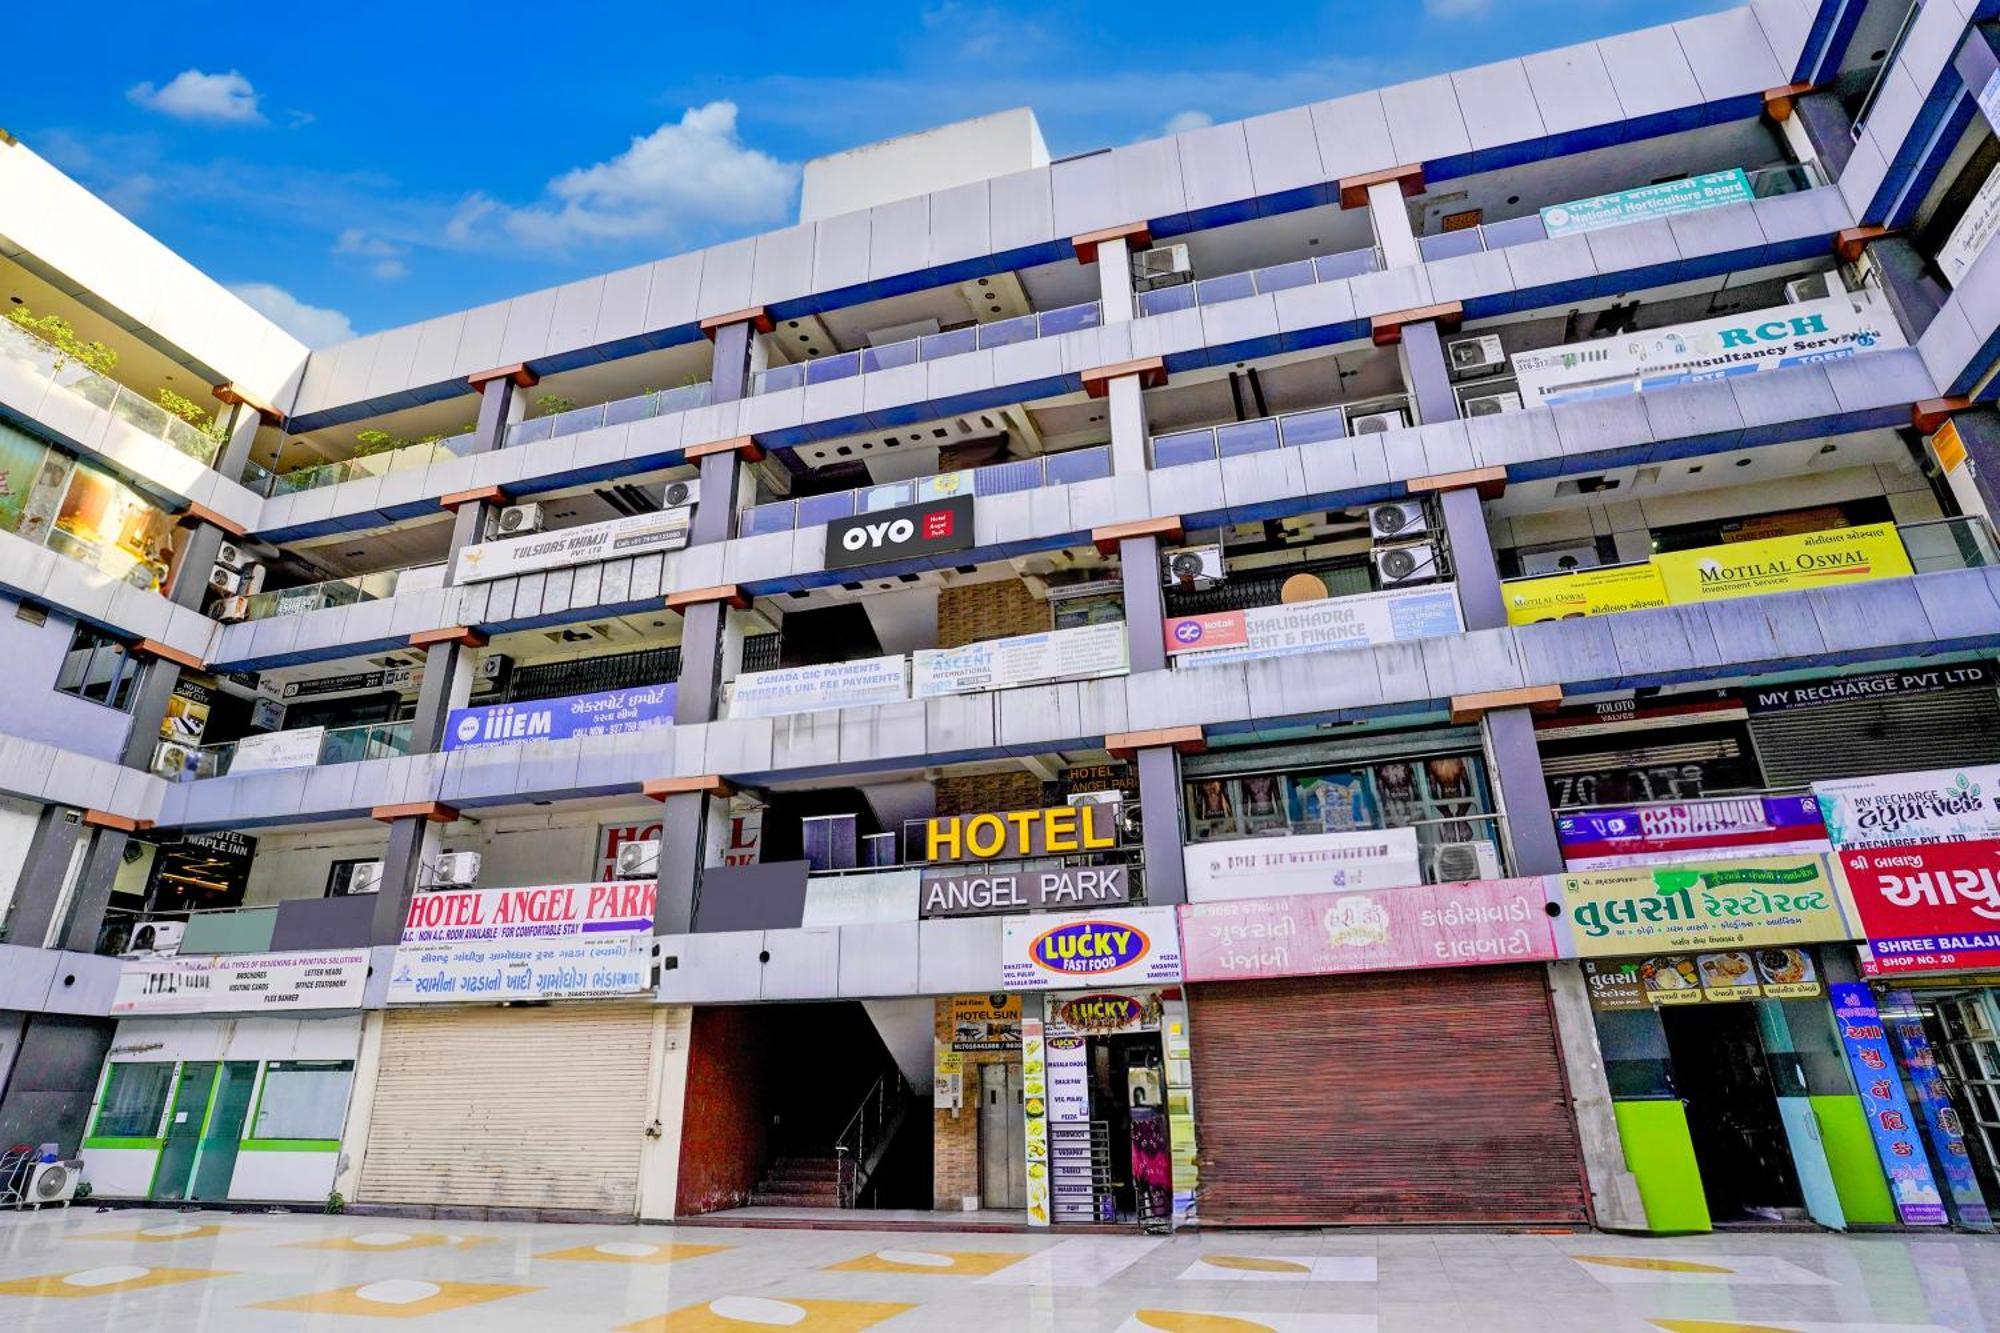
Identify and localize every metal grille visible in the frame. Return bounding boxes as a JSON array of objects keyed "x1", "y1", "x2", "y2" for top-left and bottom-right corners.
[{"x1": 1750, "y1": 692, "x2": 2000, "y2": 788}]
